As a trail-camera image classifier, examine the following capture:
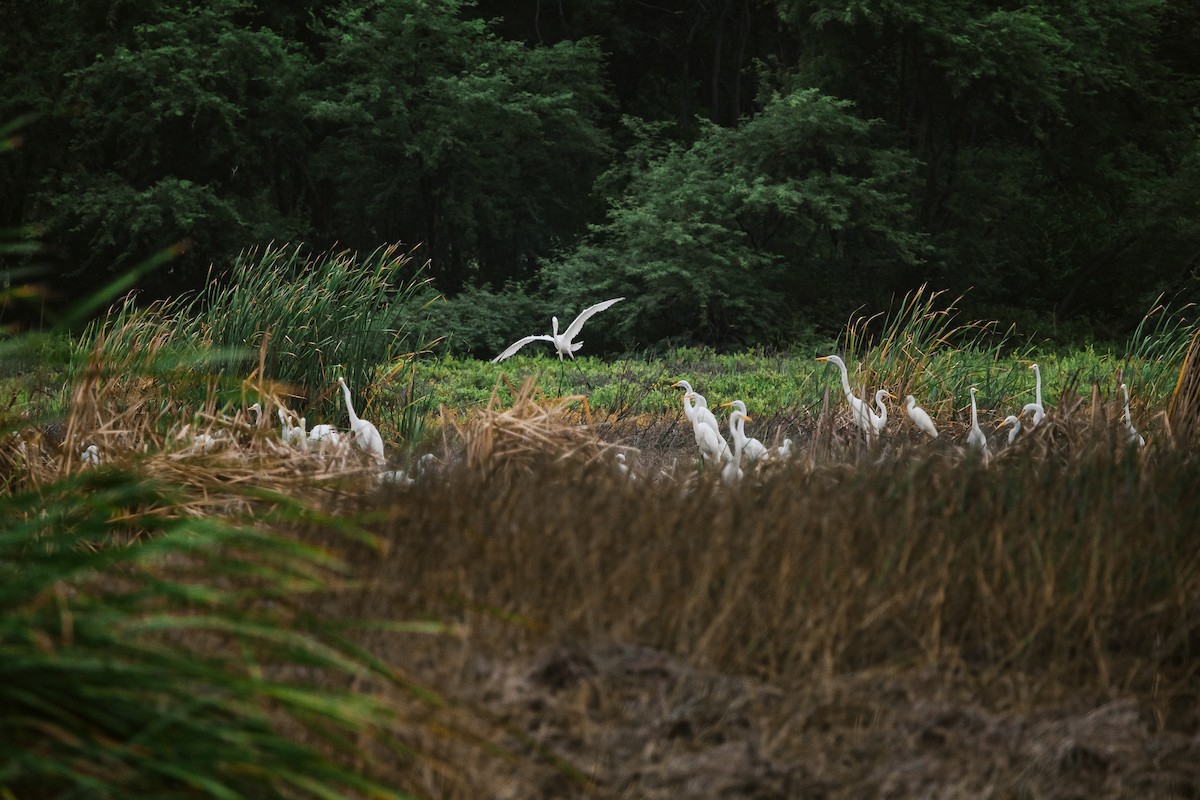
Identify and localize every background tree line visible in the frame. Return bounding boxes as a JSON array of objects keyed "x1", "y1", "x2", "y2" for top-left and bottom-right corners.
[{"x1": 3, "y1": 0, "x2": 1199, "y2": 353}]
